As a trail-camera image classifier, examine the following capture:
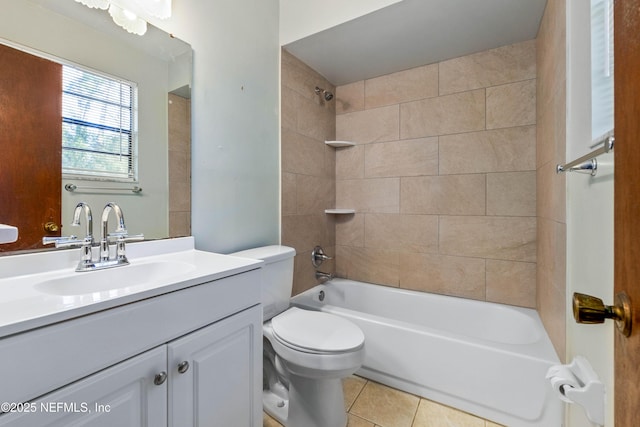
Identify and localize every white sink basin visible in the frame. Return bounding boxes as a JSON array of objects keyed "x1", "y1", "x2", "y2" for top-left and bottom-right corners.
[{"x1": 34, "y1": 260, "x2": 196, "y2": 296}]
